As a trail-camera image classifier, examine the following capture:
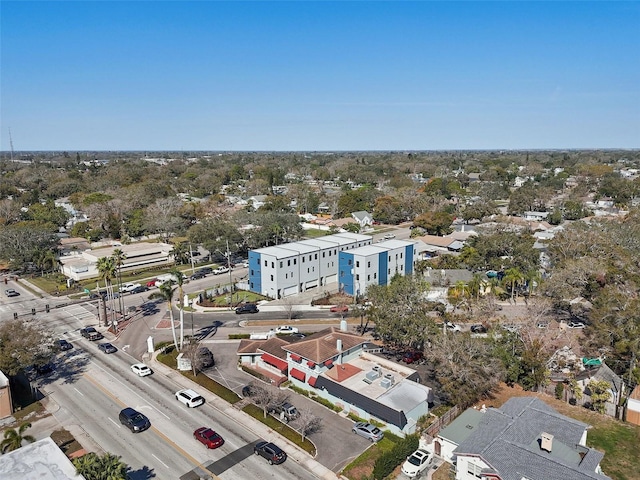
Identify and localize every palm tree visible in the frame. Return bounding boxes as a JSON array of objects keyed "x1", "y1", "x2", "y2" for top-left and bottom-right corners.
[
  {"x1": 170, "y1": 241, "x2": 190, "y2": 265},
  {"x1": 503, "y1": 267, "x2": 525, "y2": 303},
  {"x1": 96, "y1": 256, "x2": 116, "y2": 327},
  {"x1": 467, "y1": 273, "x2": 484, "y2": 302},
  {"x1": 169, "y1": 267, "x2": 186, "y2": 350},
  {"x1": 112, "y1": 249, "x2": 127, "y2": 323},
  {"x1": 149, "y1": 282, "x2": 179, "y2": 351},
  {"x1": 73, "y1": 452, "x2": 128, "y2": 480},
  {"x1": 1, "y1": 422, "x2": 35, "y2": 453}
]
